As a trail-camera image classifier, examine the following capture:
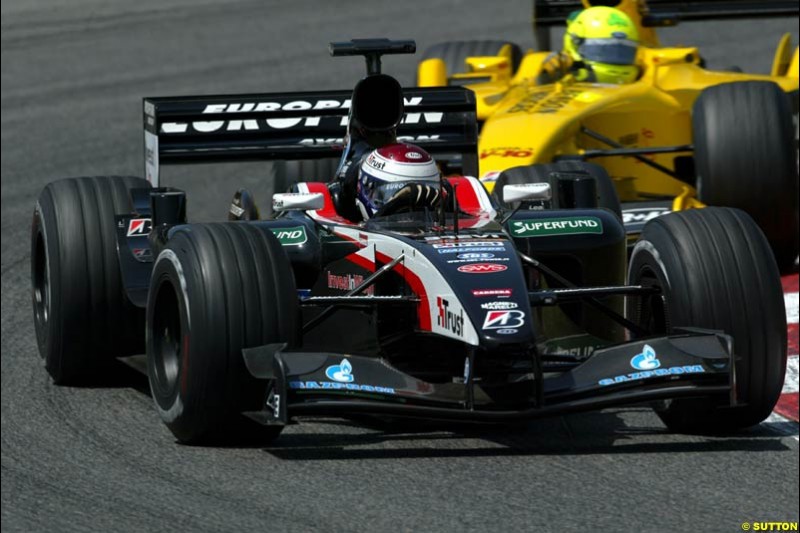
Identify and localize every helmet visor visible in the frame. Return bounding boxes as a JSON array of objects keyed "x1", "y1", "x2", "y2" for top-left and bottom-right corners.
[
  {"x1": 578, "y1": 38, "x2": 637, "y2": 65},
  {"x1": 360, "y1": 171, "x2": 440, "y2": 213}
]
